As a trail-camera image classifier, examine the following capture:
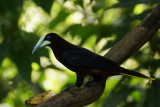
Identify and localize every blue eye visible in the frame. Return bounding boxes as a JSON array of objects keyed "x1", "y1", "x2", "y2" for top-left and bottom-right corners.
[{"x1": 47, "y1": 36, "x2": 50, "y2": 39}]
